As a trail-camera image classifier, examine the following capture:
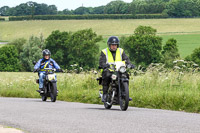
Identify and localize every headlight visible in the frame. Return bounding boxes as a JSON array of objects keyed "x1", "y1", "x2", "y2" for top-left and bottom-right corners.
[
  {"x1": 111, "y1": 74, "x2": 117, "y2": 80},
  {"x1": 119, "y1": 66, "x2": 126, "y2": 73},
  {"x1": 47, "y1": 74, "x2": 56, "y2": 81}
]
